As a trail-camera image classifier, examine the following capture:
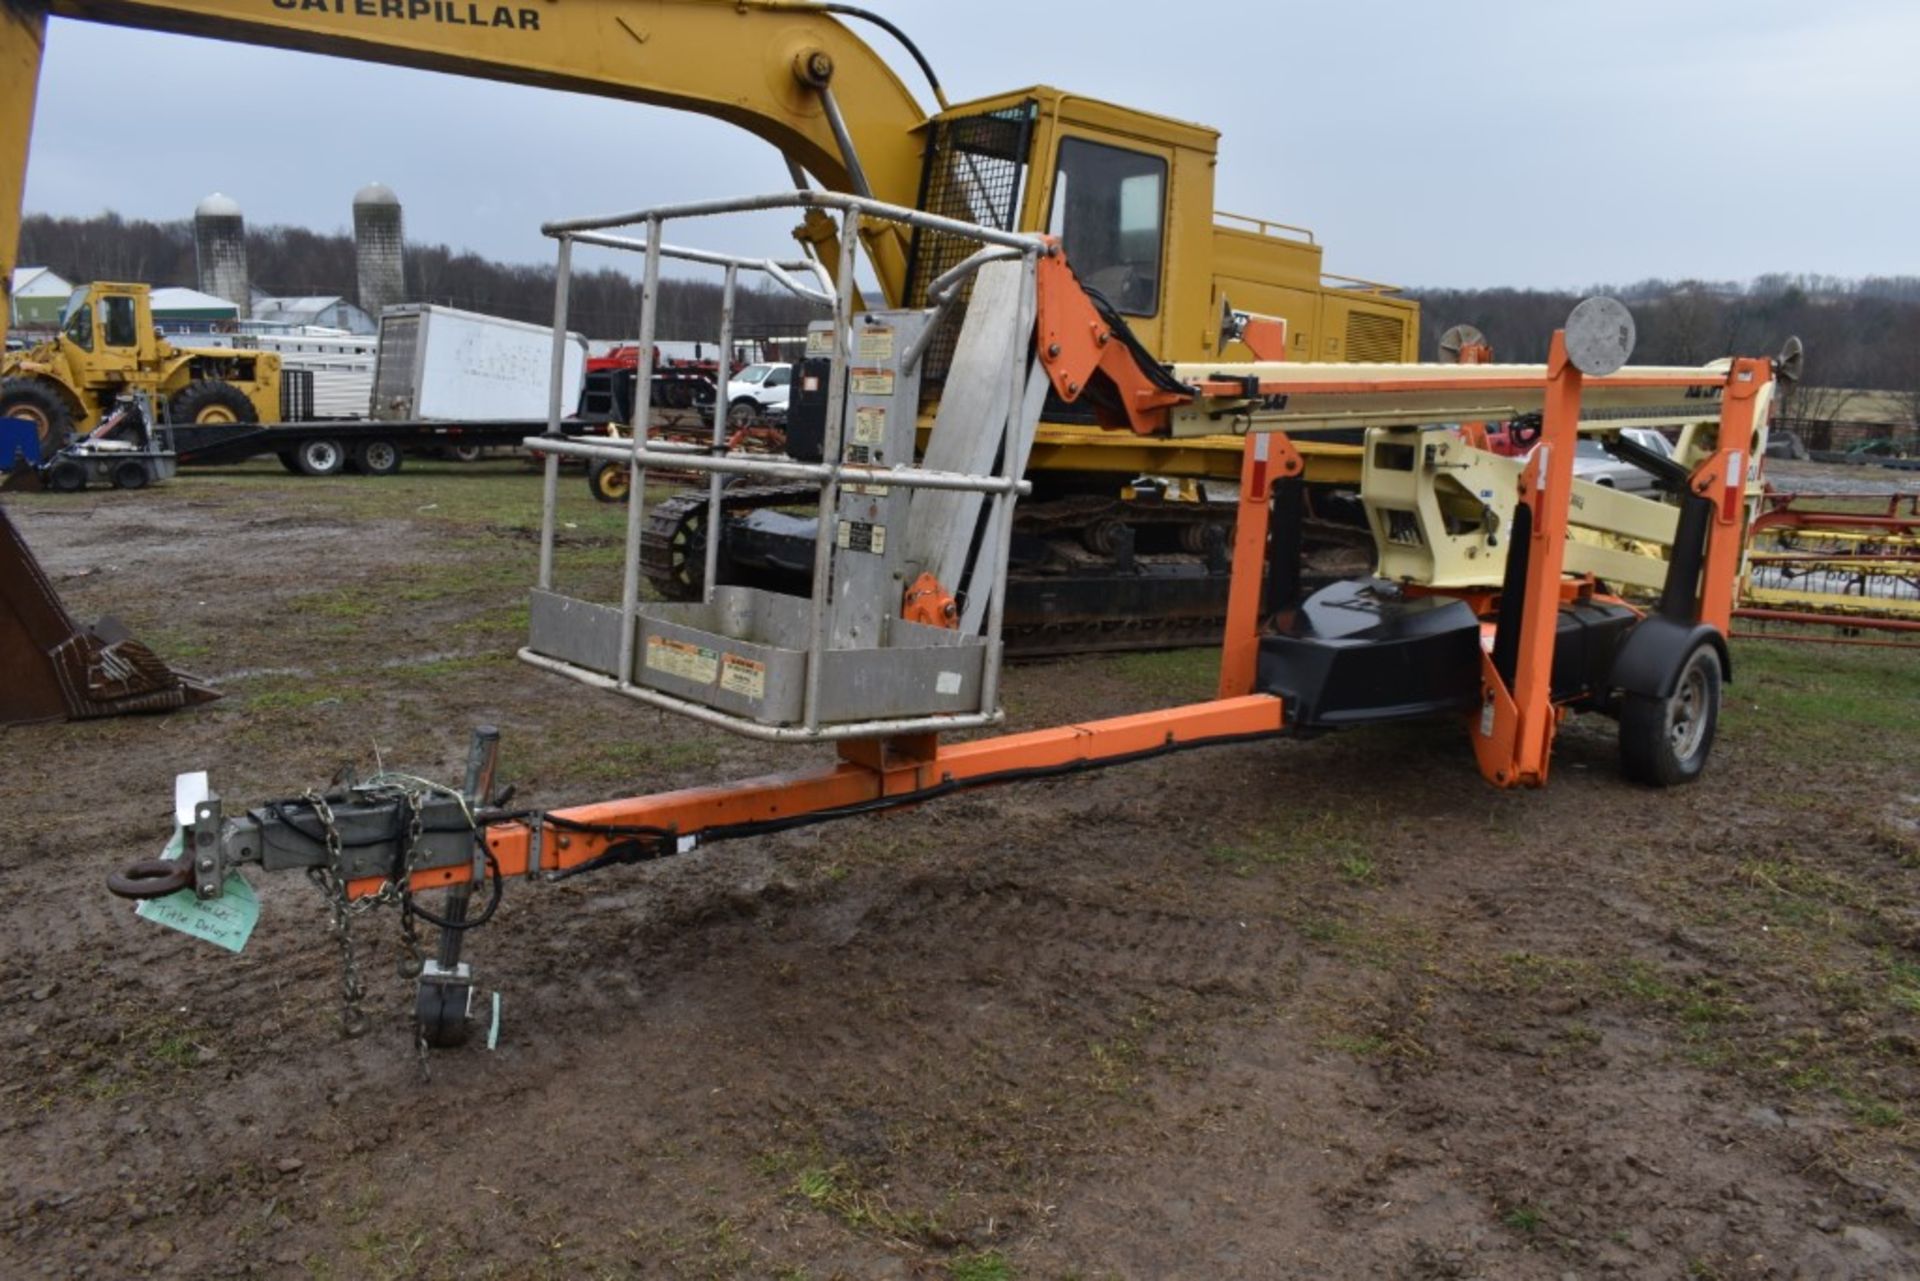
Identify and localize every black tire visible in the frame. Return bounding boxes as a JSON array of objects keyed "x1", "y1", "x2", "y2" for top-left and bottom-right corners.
[
  {"x1": 352, "y1": 438, "x2": 403, "y2": 476},
  {"x1": 167, "y1": 378, "x2": 257, "y2": 427},
  {"x1": 727, "y1": 397, "x2": 760, "y2": 429},
  {"x1": 0, "y1": 376, "x2": 76, "y2": 459},
  {"x1": 111, "y1": 460, "x2": 149, "y2": 491},
  {"x1": 294, "y1": 437, "x2": 346, "y2": 477},
  {"x1": 276, "y1": 450, "x2": 303, "y2": 475},
  {"x1": 1619, "y1": 642, "x2": 1722, "y2": 787},
  {"x1": 588, "y1": 459, "x2": 631, "y2": 504},
  {"x1": 46, "y1": 458, "x2": 87, "y2": 493}
]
